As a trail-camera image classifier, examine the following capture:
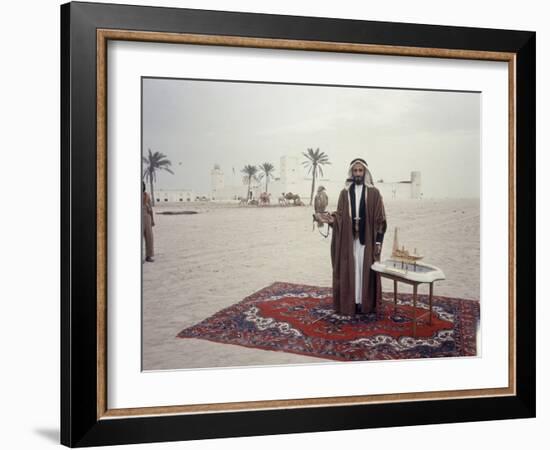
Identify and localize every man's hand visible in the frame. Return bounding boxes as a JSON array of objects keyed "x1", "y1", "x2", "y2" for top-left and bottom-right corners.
[
  {"x1": 315, "y1": 212, "x2": 334, "y2": 225},
  {"x1": 374, "y1": 243, "x2": 382, "y2": 261}
]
